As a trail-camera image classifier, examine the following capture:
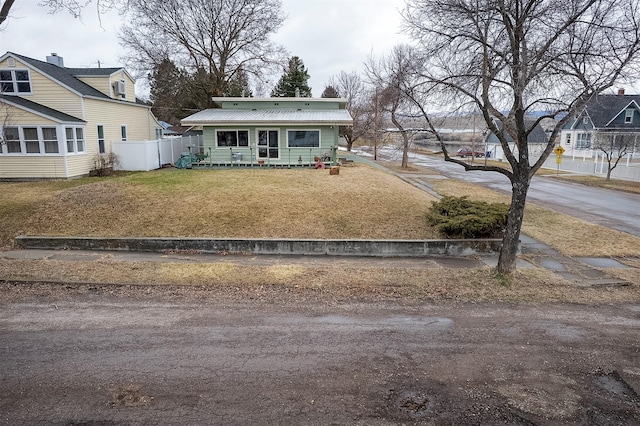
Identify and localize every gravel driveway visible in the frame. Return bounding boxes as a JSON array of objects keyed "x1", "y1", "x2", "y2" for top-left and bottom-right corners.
[{"x1": 1, "y1": 283, "x2": 639, "y2": 425}]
